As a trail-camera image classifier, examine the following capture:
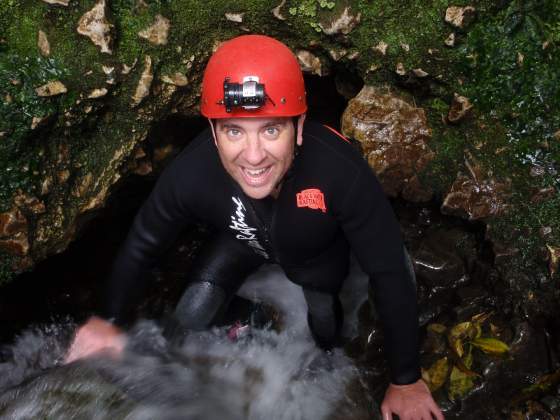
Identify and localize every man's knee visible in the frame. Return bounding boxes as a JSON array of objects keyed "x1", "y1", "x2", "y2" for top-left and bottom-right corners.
[{"x1": 166, "y1": 281, "x2": 227, "y2": 339}]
